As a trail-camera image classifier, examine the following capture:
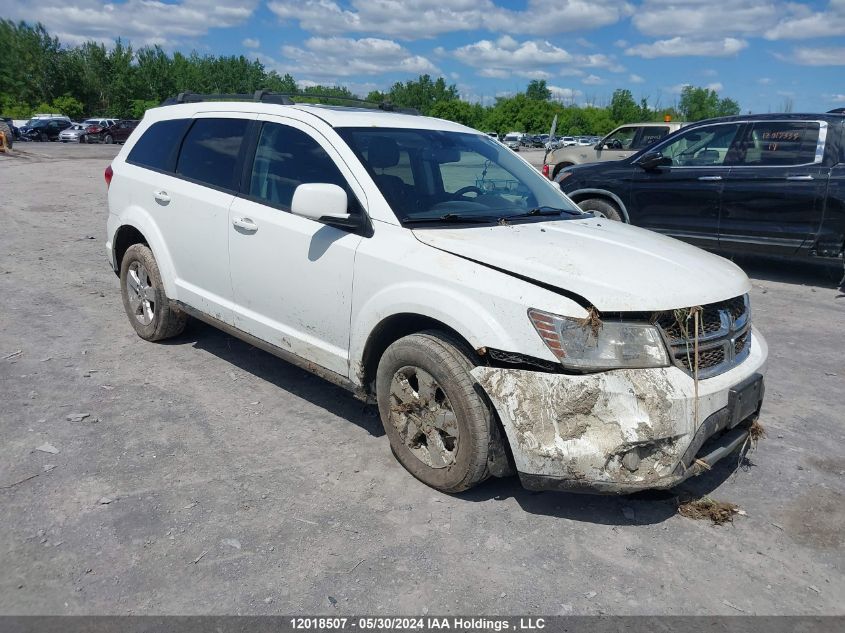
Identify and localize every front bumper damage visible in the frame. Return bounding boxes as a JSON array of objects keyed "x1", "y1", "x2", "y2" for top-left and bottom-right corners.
[{"x1": 471, "y1": 327, "x2": 767, "y2": 494}]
